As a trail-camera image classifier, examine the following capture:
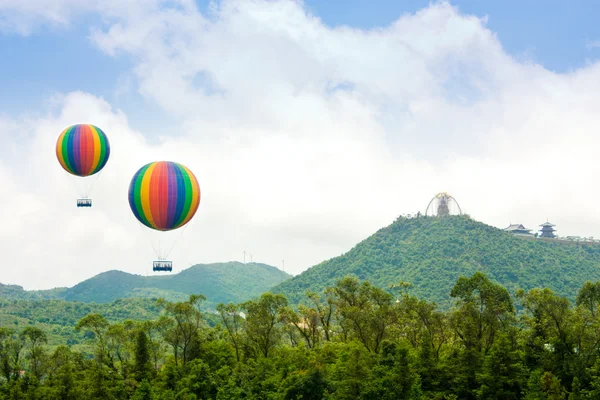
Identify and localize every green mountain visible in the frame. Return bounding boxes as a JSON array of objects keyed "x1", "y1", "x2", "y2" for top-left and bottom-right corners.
[
  {"x1": 0, "y1": 261, "x2": 288, "y2": 349},
  {"x1": 0, "y1": 283, "x2": 67, "y2": 300},
  {"x1": 0, "y1": 262, "x2": 291, "y2": 307},
  {"x1": 63, "y1": 262, "x2": 291, "y2": 305},
  {"x1": 271, "y1": 214, "x2": 600, "y2": 307}
]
